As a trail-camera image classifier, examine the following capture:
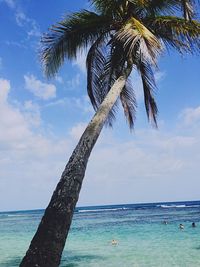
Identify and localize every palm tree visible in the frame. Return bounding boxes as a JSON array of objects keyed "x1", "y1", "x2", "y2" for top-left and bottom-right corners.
[{"x1": 20, "y1": 1, "x2": 200, "y2": 266}]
